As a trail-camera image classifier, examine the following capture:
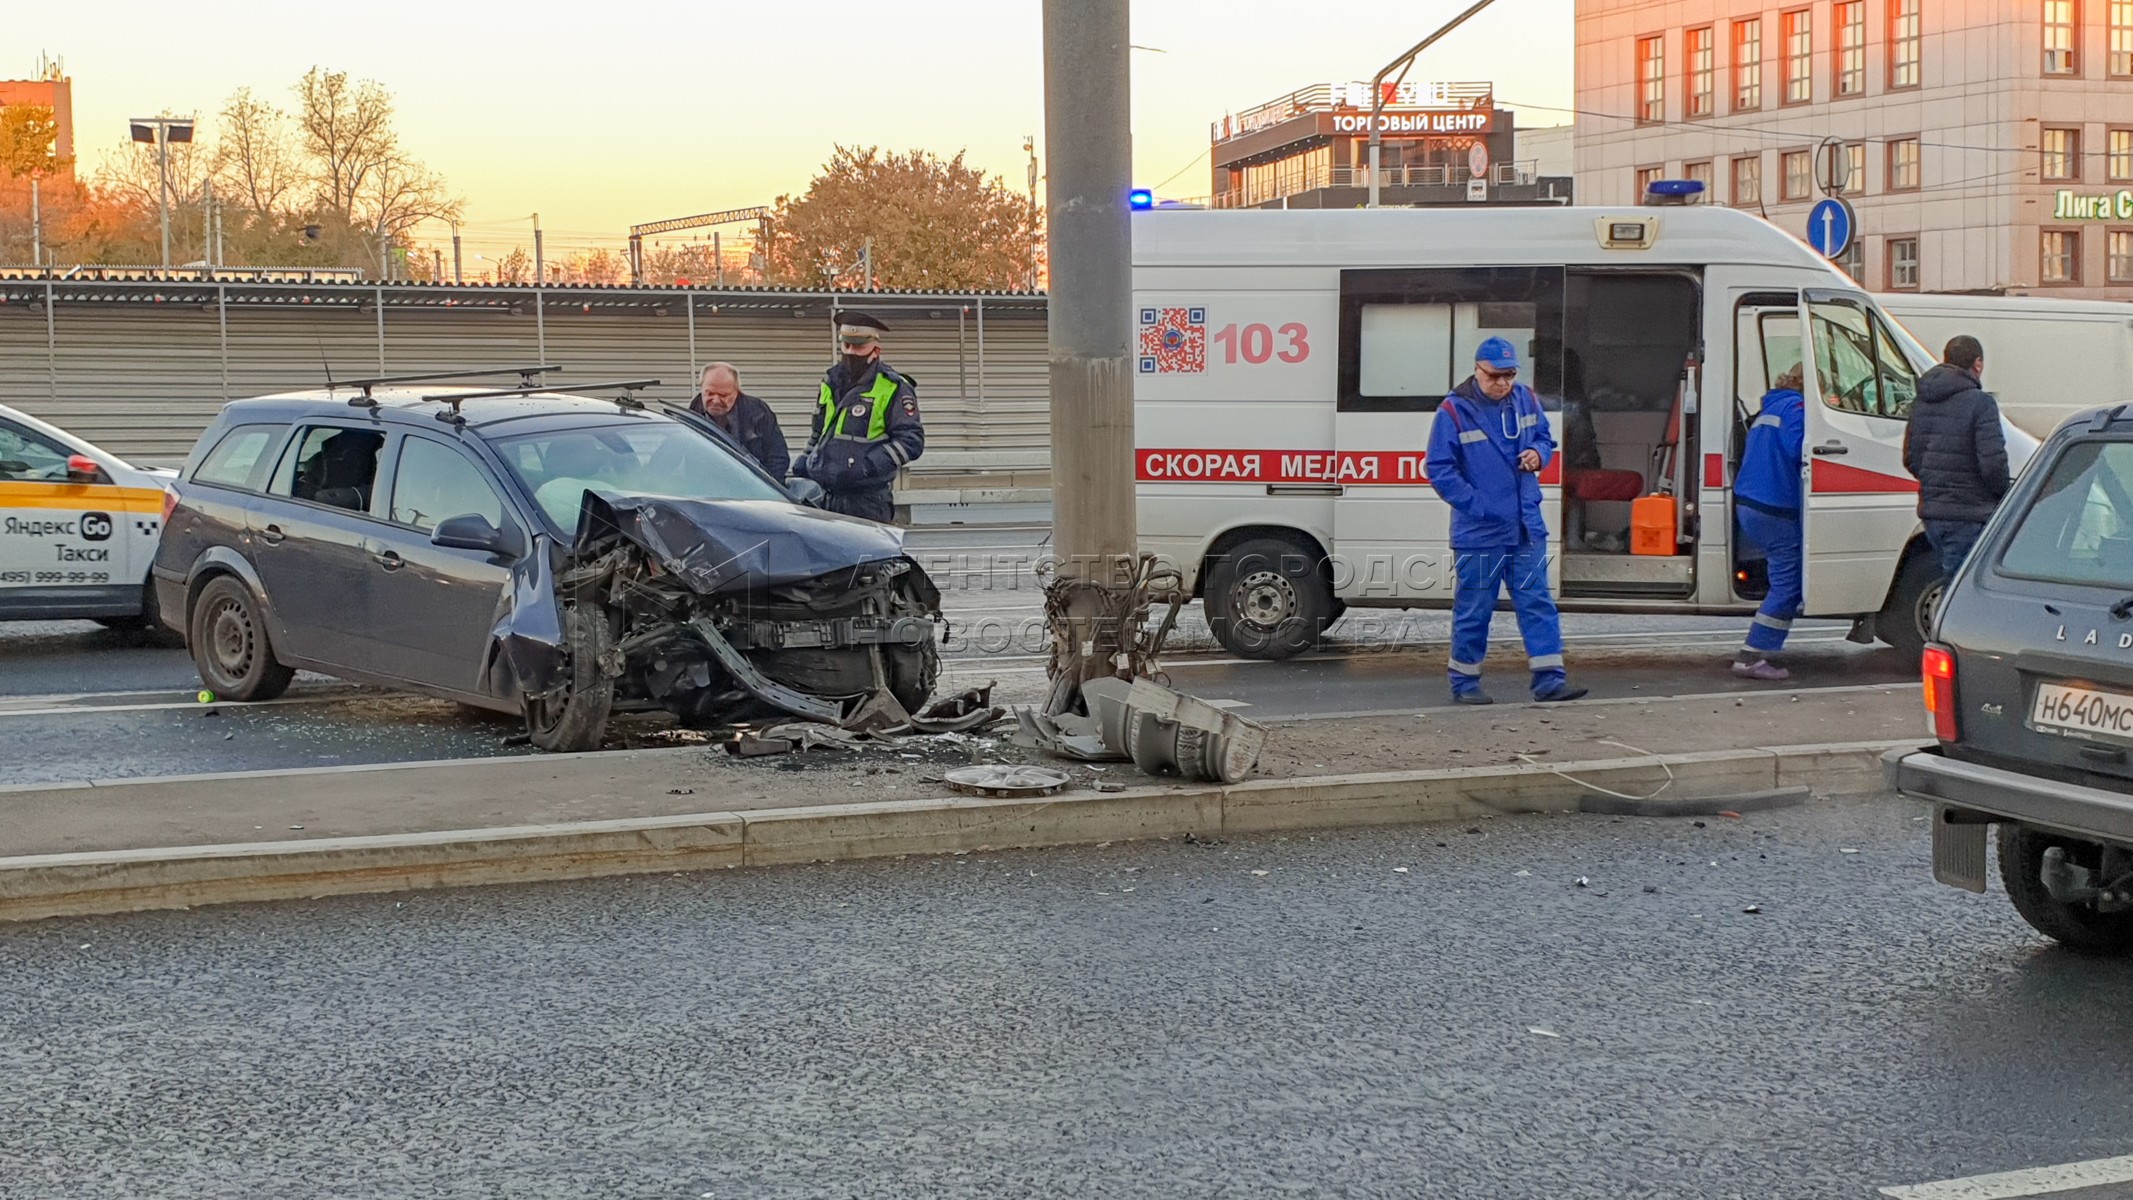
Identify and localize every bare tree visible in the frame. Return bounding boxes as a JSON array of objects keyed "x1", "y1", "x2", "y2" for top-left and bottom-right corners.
[
  {"x1": 294, "y1": 67, "x2": 396, "y2": 218},
  {"x1": 212, "y1": 88, "x2": 299, "y2": 216}
]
